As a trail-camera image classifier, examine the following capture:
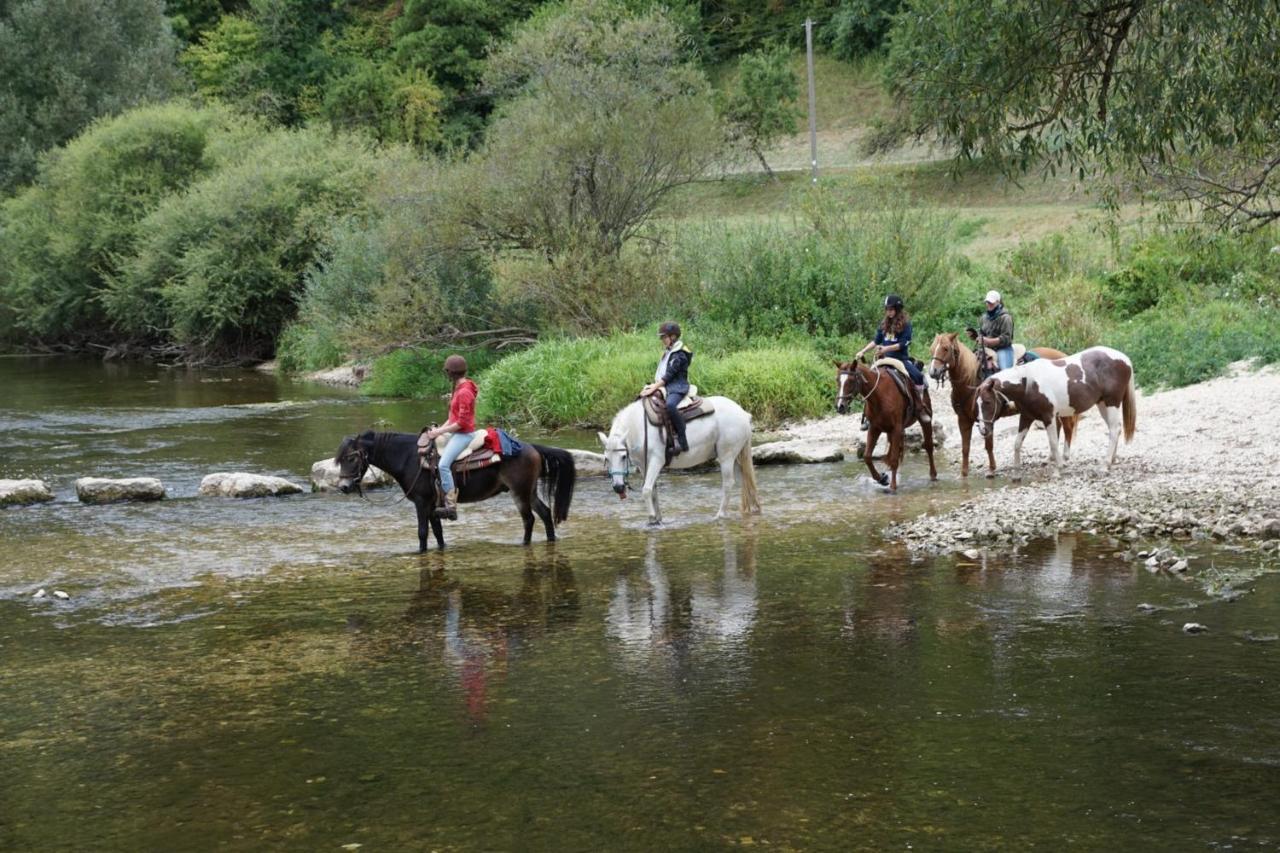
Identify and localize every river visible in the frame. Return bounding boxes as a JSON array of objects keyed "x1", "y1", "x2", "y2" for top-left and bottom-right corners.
[{"x1": 2, "y1": 356, "x2": 1277, "y2": 850}]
